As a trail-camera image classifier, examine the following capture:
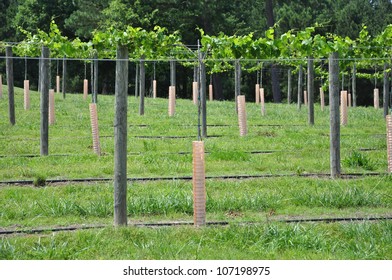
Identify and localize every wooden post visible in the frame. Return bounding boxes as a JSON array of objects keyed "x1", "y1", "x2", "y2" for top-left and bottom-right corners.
[
  {"x1": 83, "y1": 79, "x2": 88, "y2": 100},
  {"x1": 62, "y1": 57, "x2": 67, "y2": 99},
  {"x1": 193, "y1": 141, "x2": 206, "y2": 226},
  {"x1": 374, "y1": 88, "x2": 379, "y2": 109},
  {"x1": 6, "y1": 46, "x2": 15, "y2": 125},
  {"x1": 297, "y1": 64, "x2": 303, "y2": 110},
  {"x1": 90, "y1": 59, "x2": 94, "y2": 97},
  {"x1": 352, "y1": 63, "x2": 357, "y2": 107},
  {"x1": 383, "y1": 63, "x2": 390, "y2": 118},
  {"x1": 234, "y1": 60, "x2": 241, "y2": 113},
  {"x1": 139, "y1": 57, "x2": 145, "y2": 115},
  {"x1": 340, "y1": 90, "x2": 348, "y2": 126},
  {"x1": 200, "y1": 58, "x2": 207, "y2": 138},
  {"x1": 288, "y1": 68, "x2": 292, "y2": 104},
  {"x1": 40, "y1": 47, "x2": 50, "y2": 156},
  {"x1": 329, "y1": 52, "x2": 341, "y2": 178},
  {"x1": 38, "y1": 55, "x2": 42, "y2": 93},
  {"x1": 387, "y1": 115, "x2": 392, "y2": 173},
  {"x1": 255, "y1": 84, "x2": 260, "y2": 104},
  {"x1": 89, "y1": 103, "x2": 101, "y2": 156},
  {"x1": 93, "y1": 54, "x2": 98, "y2": 103},
  {"x1": 320, "y1": 87, "x2": 325, "y2": 112},
  {"x1": 114, "y1": 45, "x2": 129, "y2": 226},
  {"x1": 237, "y1": 95, "x2": 247, "y2": 136},
  {"x1": 308, "y1": 57, "x2": 314, "y2": 125},
  {"x1": 134, "y1": 63, "x2": 139, "y2": 98},
  {"x1": 49, "y1": 89, "x2": 55, "y2": 125},
  {"x1": 24, "y1": 80, "x2": 30, "y2": 110},
  {"x1": 260, "y1": 87, "x2": 266, "y2": 116}
]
